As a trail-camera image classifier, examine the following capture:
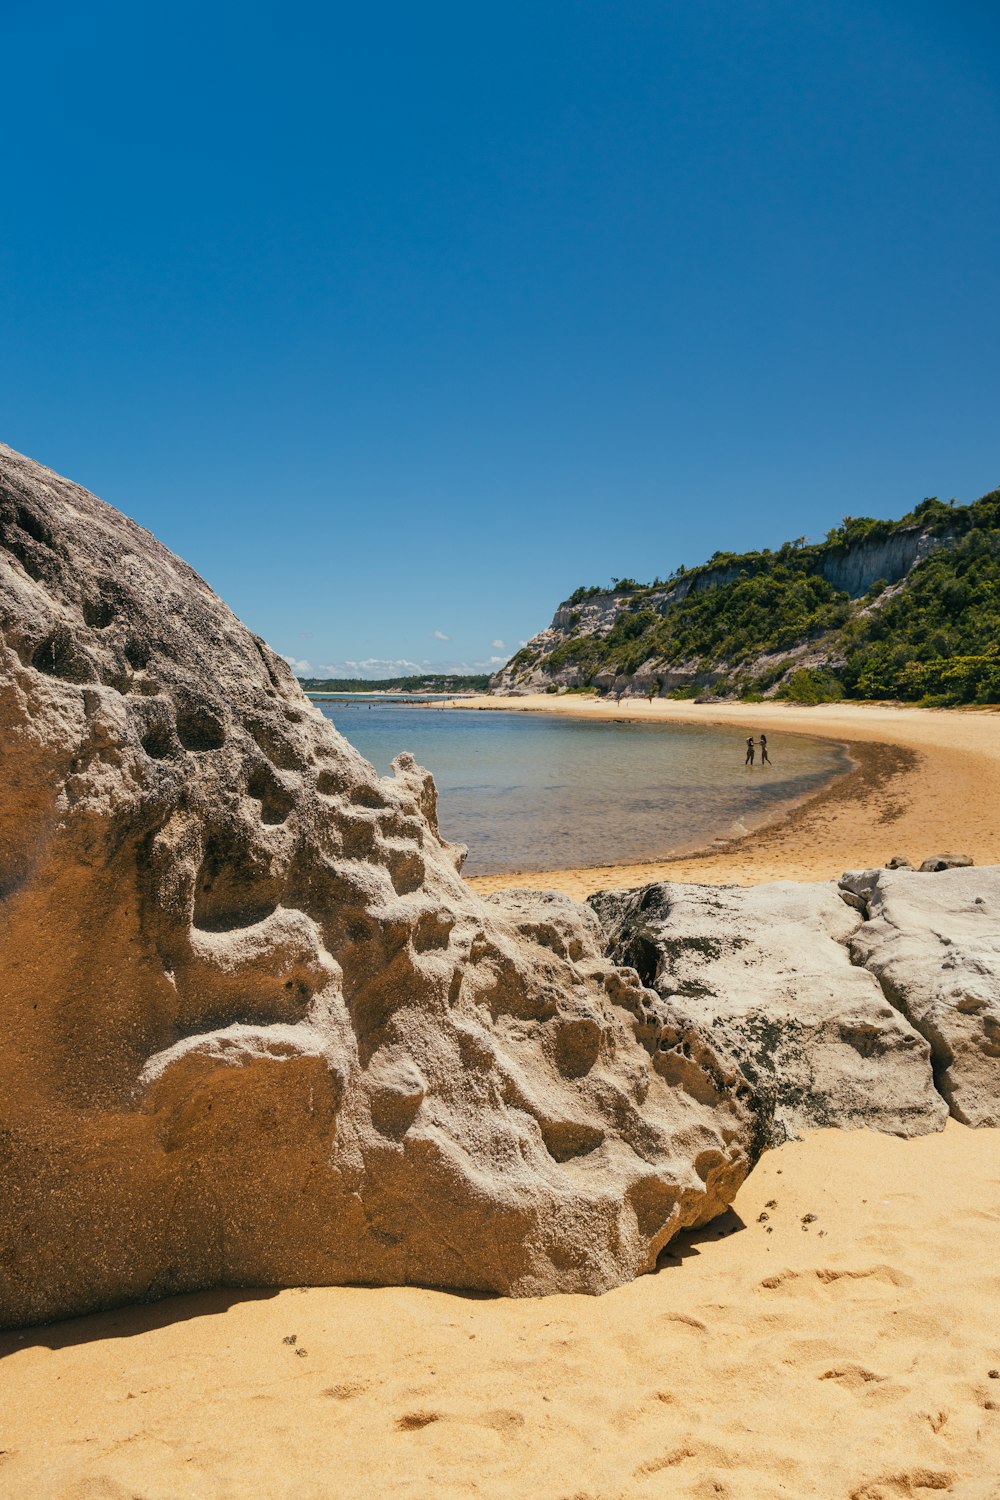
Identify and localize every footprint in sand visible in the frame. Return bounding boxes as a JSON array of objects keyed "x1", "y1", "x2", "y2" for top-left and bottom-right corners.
[
  {"x1": 322, "y1": 1379, "x2": 371, "y2": 1400},
  {"x1": 760, "y1": 1264, "x2": 912, "y2": 1291},
  {"x1": 395, "y1": 1410, "x2": 443, "y2": 1431},
  {"x1": 658, "y1": 1311, "x2": 709, "y2": 1332},
  {"x1": 819, "y1": 1364, "x2": 888, "y2": 1390},
  {"x1": 849, "y1": 1468, "x2": 954, "y2": 1498},
  {"x1": 634, "y1": 1446, "x2": 696, "y2": 1476}
]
